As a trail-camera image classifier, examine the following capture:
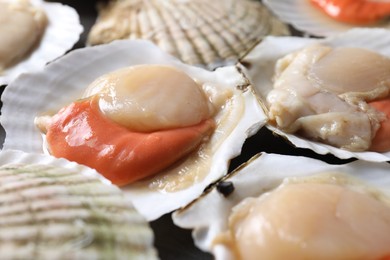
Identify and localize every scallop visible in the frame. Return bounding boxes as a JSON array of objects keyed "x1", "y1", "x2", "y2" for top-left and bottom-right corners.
[
  {"x1": 0, "y1": 0, "x2": 83, "y2": 86},
  {"x1": 87, "y1": 0, "x2": 289, "y2": 70},
  {"x1": 173, "y1": 152, "x2": 390, "y2": 260},
  {"x1": 0, "y1": 39, "x2": 267, "y2": 221},
  {"x1": 0, "y1": 149, "x2": 157, "y2": 259},
  {"x1": 0, "y1": 0, "x2": 47, "y2": 72},
  {"x1": 239, "y1": 28, "x2": 390, "y2": 162},
  {"x1": 263, "y1": 0, "x2": 390, "y2": 37}
]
